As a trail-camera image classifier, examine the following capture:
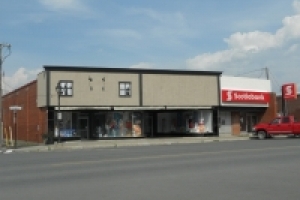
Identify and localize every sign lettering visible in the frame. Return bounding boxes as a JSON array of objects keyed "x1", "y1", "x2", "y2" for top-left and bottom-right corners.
[{"x1": 221, "y1": 90, "x2": 270, "y2": 104}]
